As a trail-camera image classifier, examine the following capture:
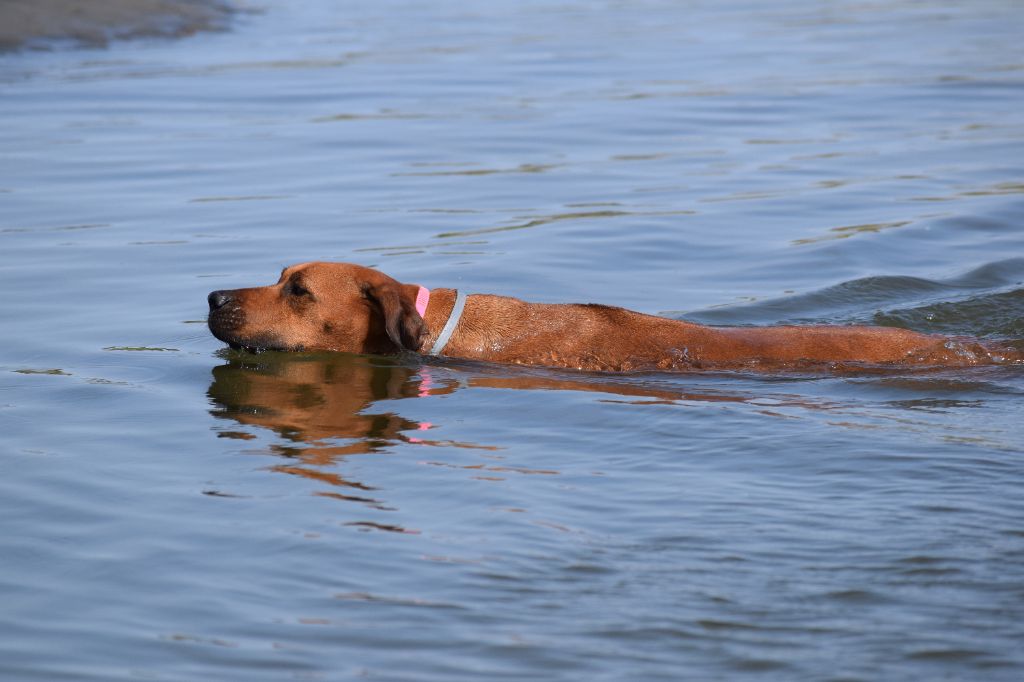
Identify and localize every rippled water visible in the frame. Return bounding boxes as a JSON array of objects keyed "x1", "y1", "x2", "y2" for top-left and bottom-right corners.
[{"x1": 2, "y1": 1, "x2": 1024, "y2": 679}]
